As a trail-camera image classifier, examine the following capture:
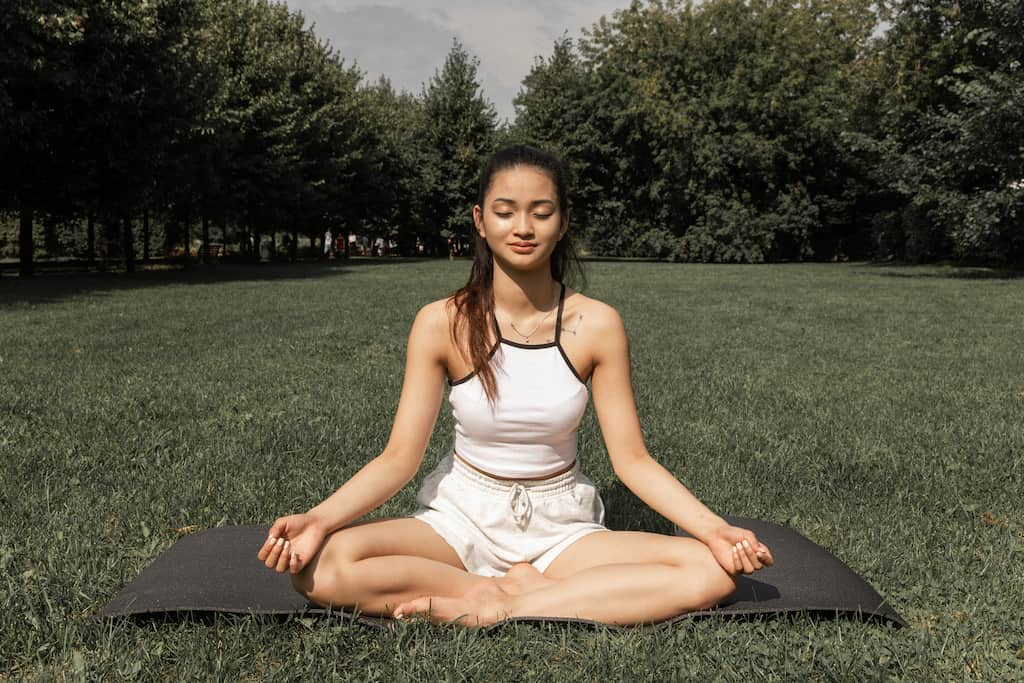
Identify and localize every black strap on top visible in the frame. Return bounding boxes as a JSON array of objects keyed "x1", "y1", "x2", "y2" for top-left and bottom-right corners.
[
  {"x1": 491, "y1": 309, "x2": 503, "y2": 341},
  {"x1": 554, "y1": 281, "x2": 566, "y2": 344}
]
